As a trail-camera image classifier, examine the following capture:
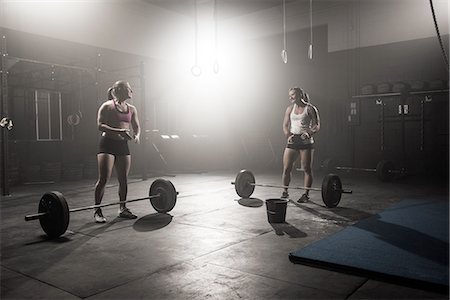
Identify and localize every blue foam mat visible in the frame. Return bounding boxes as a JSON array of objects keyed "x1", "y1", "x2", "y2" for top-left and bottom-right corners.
[{"x1": 289, "y1": 198, "x2": 449, "y2": 293}]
